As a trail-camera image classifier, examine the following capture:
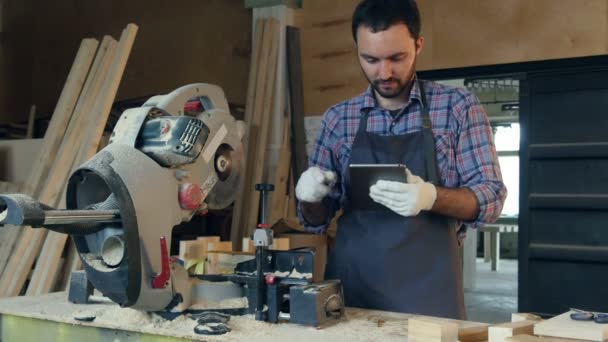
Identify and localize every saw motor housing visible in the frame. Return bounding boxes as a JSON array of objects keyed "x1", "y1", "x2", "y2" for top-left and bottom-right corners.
[{"x1": 66, "y1": 83, "x2": 245, "y2": 311}]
